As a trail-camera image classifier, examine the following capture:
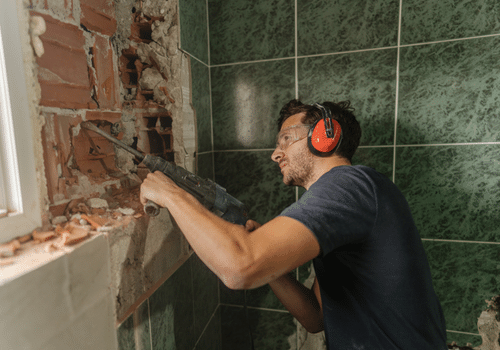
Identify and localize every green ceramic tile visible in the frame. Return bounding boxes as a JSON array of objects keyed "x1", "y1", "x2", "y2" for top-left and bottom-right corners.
[
  {"x1": 219, "y1": 279, "x2": 245, "y2": 305},
  {"x1": 211, "y1": 60, "x2": 295, "y2": 150},
  {"x1": 191, "y1": 58, "x2": 212, "y2": 153},
  {"x1": 246, "y1": 282, "x2": 287, "y2": 311},
  {"x1": 149, "y1": 258, "x2": 195, "y2": 350},
  {"x1": 117, "y1": 314, "x2": 135, "y2": 350},
  {"x1": 401, "y1": 0, "x2": 500, "y2": 45},
  {"x1": 191, "y1": 254, "x2": 219, "y2": 340},
  {"x1": 352, "y1": 146, "x2": 394, "y2": 181},
  {"x1": 220, "y1": 306, "x2": 295, "y2": 350},
  {"x1": 247, "y1": 308, "x2": 296, "y2": 350},
  {"x1": 446, "y1": 332, "x2": 482, "y2": 348},
  {"x1": 220, "y1": 305, "x2": 254, "y2": 350},
  {"x1": 179, "y1": 0, "x2": 209, "y2": 63},
  {"x1": 214, "y1": 151, "x2": 296, "y2": 224},
  {"x1": 395, "y1": 145, "x2": 500, "y2": 241},
  {"x1": 297, "y1": 0, "x2": 399, "y2": 55},
  {"x1": 398, "y1": 37, "x2": 500, "y2": 145},
  {"x1": 197, "y1": 152, "x2": 214, "y2": 180},
  {"x1": 194, "y1": 307, "x2": 222, "y2": 350},
  {"x1": 135, "y1": 301, "x2": 152, "y2": 350},
  {"x1": 298, "y1": 49, "x2": 397, "y2": 146},
  {"x1": 208, "y1": 0, "x2": 294, "y2": 65},
  {"x1": 117, "y1": 300, "x2": 151, "y2": 350},
  {"x1": 423, "y1": 240, "x2": 500, "y2": 335}
]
